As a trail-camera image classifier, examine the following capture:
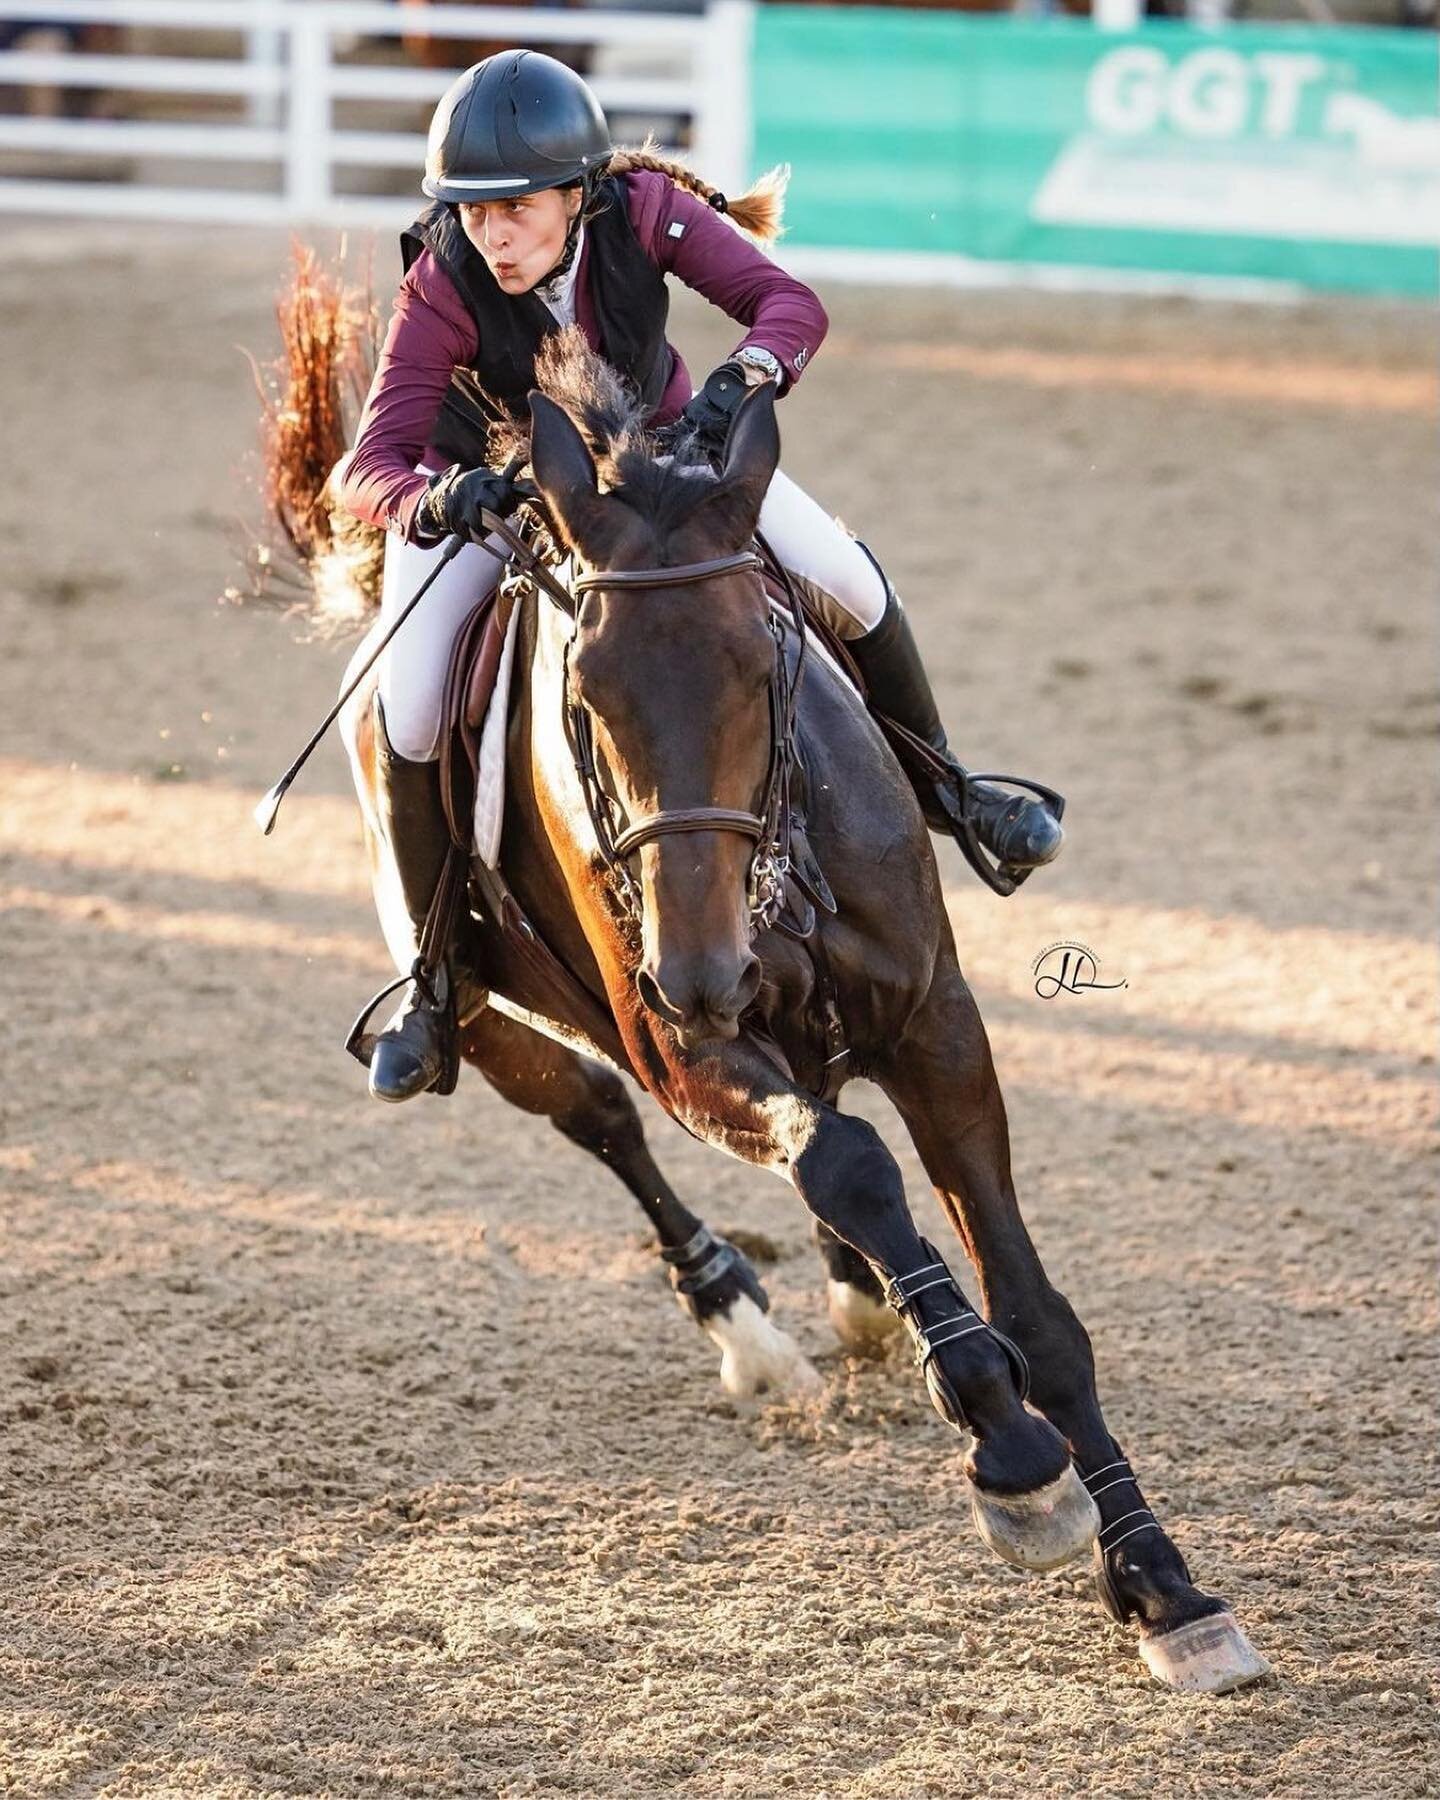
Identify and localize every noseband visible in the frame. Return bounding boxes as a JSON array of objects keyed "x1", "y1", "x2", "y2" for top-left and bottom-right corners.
[{"x1": 563, "y1": 543, "x2": 806, "y2": 934}]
